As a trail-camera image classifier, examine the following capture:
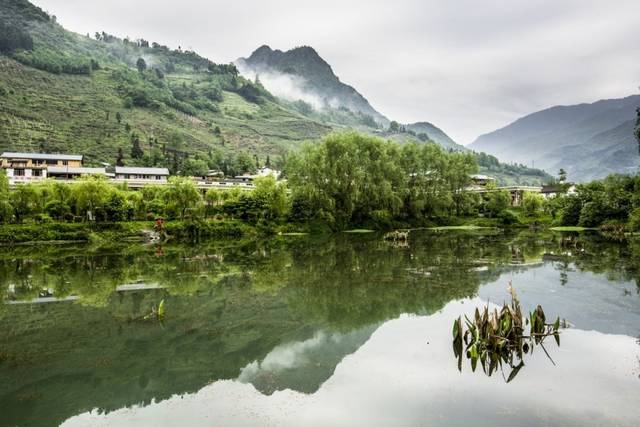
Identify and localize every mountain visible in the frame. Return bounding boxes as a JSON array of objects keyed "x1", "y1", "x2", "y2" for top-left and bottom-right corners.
[
  {"x1": 406, "y1": 122, "x2": 463, "y2": 151},
  {"x1": 0, "y1": 0, "x2": 551, "y2": 184},
  {"x1": 469, "y1": 95, "x2": 640, "y2": 181},
  {"x1": 0, "y1": 0, "x2": 331, "y2": 170},
  {"x1": 237, "y1": 45, "x2": 389, "y2": 125}
]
